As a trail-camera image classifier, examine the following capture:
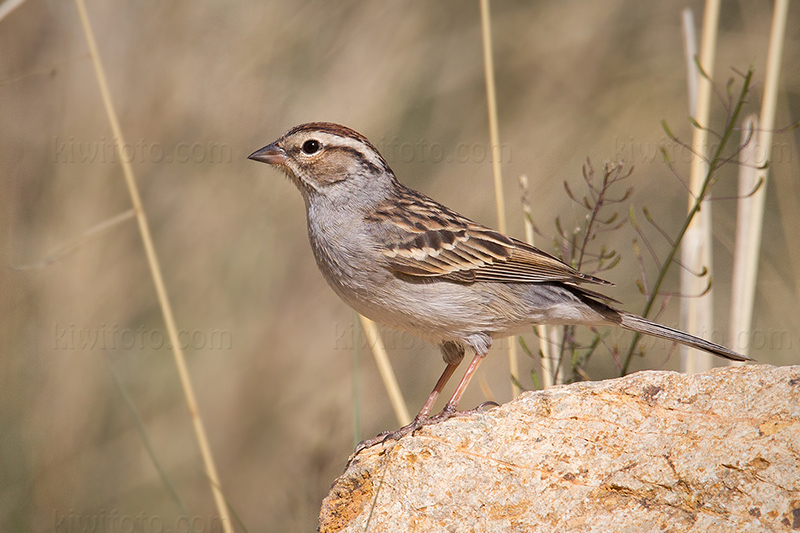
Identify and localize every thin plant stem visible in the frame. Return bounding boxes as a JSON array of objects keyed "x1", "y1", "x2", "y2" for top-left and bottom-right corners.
[
  {"x1": 0, "y1": 0, "x2": 26, "y2": 22},
  {"x1": 729, "y1": 115, "x2": 759, "y2": 357},
  {"x1": 518, "y1": 175, "x2": 554, "y2": 387},
  {"x1": 621, "y1": 69, "x2": 754, "y2": 376},
  {"x1": 358, "y1": 316, "x2": 411, "y2": 426},
  {"x1": 681, "y1": 9, "x2": 699, "y2": 117},
  {"x1": 11, "y1": 209, "x2": 135, "y2": 271},
  {"x1": 74, "y1": 2, "x2": 232, "y2": 530},
  {"x1": 479, "y1": 0, "x2": 519, "y2": 398},
  {"x1": 681, "y1": 0, "x2": 721, "y2": 374},
  {"x1": 733, "y1": 0, "x2": 790, "y2": 360},
  {"x1": 104, "y1": 356, "x2": 195, "y2": 532},
  {"x1": 352, "y1": 312, "x2": 362, "y2": 447}
]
